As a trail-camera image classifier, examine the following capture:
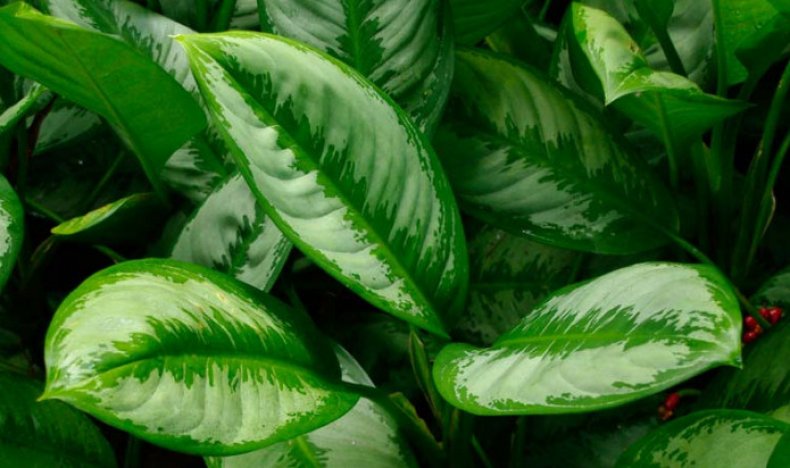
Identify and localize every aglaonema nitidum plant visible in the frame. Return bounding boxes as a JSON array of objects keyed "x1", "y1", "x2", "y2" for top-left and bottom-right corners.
[{"x1": 0, "y1": 0, "x2": 788, "y2": 466}]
